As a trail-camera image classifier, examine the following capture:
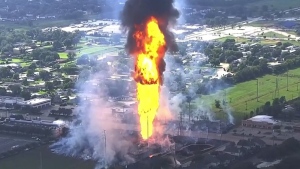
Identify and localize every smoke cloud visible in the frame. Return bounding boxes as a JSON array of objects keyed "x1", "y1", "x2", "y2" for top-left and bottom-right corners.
[
  {"x1": 121, "y1": 0, "x2": 180, "y2": 54},
  {"x1": 51, "y1": 72, "x2": 137, "y2": 168}
]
